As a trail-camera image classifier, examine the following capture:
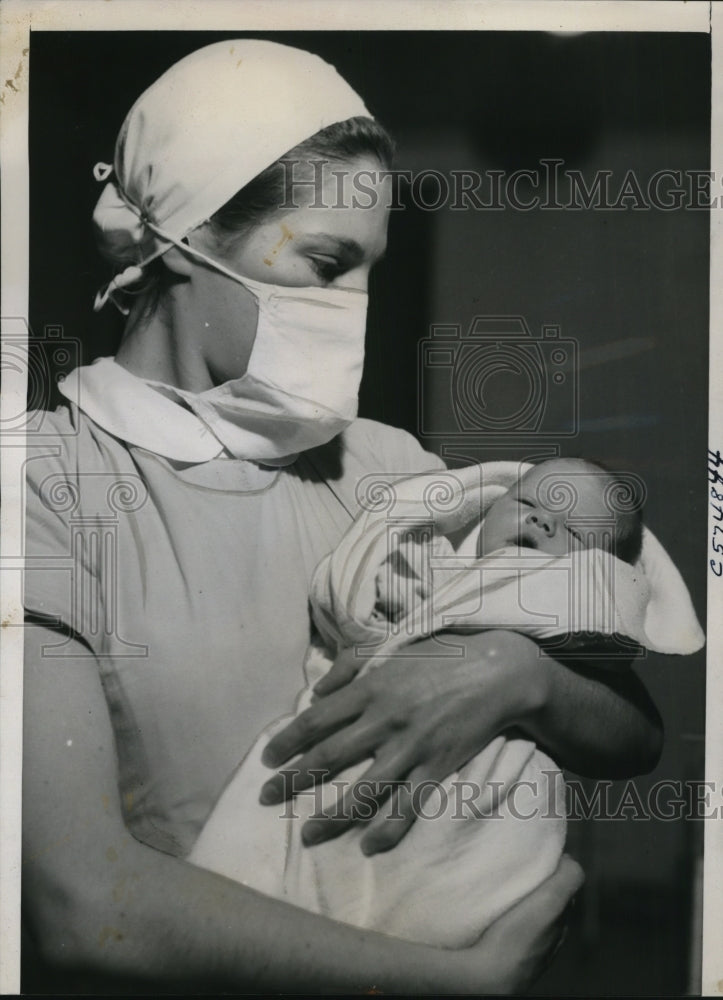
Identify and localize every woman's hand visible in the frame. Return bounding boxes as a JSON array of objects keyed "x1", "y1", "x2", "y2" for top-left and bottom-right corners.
[
  {"x1": 260, "y1": 628, "x2": 663, "y2": 852},
  {"x1": 260, "y1": 631, "x2": 532, "y2": 854},
  {"x1": 454, "y1": 854, "x2": 584, "y2": 994}
]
